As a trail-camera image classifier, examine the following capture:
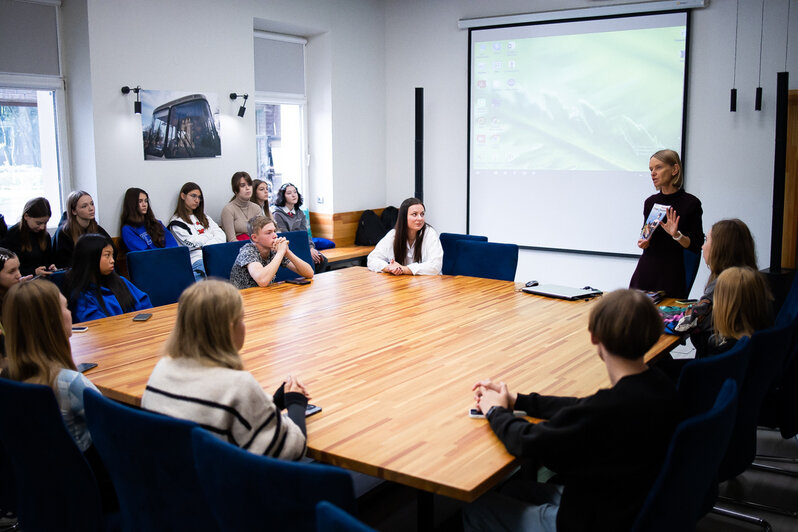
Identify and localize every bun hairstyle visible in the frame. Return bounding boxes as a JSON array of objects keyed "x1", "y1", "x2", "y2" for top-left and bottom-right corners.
[
  {"x1": 165, "y1": 280, "x2": 244, "y2": 370},
  {"x1": 19, "y1": 197, "x2": 52, "y2": 253},
  {"x1": 67, "y1": 233, "x2": 136, "y2": 317},
  {"x1": 274, "y1": 182, "x2": 303, "y2": 209},
  {"x1": 174, "y1": 182, "x2": 209, "y2": 229},
  {"x1": 3, "y1": 279, "x2": 76, "y2": 387},
  {"x1": 393, "y1": 197, "x2": 426, "y2": 266},
  {"x1": 651, "y1": 149, "x2": 683, "y2": 190},
  {"x1": 120, "y1": 187, "x2": 166, "y2": 248}
]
